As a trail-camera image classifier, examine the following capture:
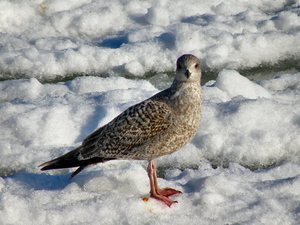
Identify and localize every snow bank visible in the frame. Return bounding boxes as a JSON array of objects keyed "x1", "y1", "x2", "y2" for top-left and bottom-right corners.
[
  {"x1": 0, "y1": 0, "x2": 299, "y2": 79},
  {"x1": 0, "y1": 76, "x2": 157, "y2": 169},
  {"x1": 0, "y1": 71, "x2": 299, "y2": 171},
  {"x1": 215, "y1": 69, "x2": 271, "y2": 99},
  {"x1": 0, "y1": 161, "x2": 299, "y2": 225},
  {"x1": 193, "y1": 71, "x2": 300, "y2": 168},
  {"x1": 0, "y1": 71, "x2": 299, "y2": 224}
]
